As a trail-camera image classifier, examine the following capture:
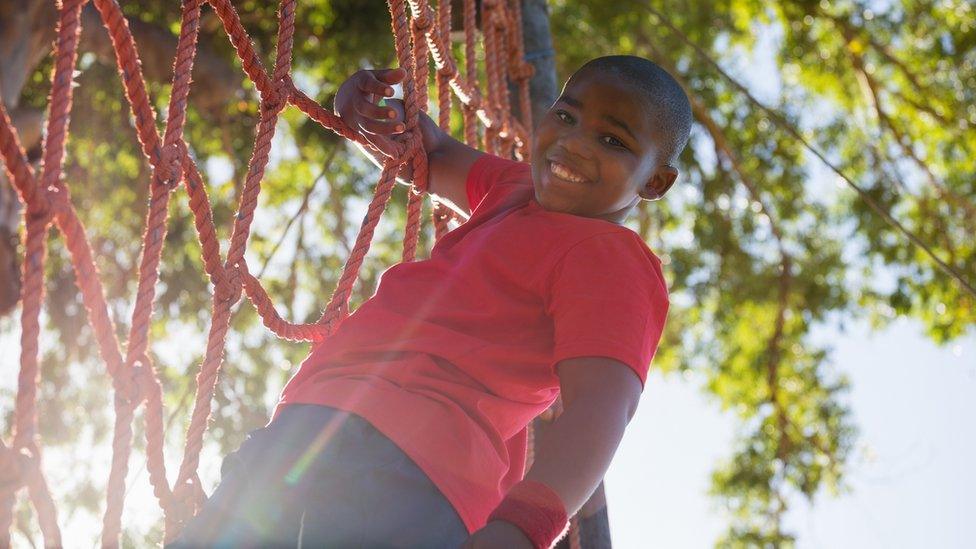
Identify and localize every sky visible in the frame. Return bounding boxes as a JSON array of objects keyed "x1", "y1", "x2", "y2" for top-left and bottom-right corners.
[{"x1": 606, "y1": 317, "x2": 976, "y2": 548}]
